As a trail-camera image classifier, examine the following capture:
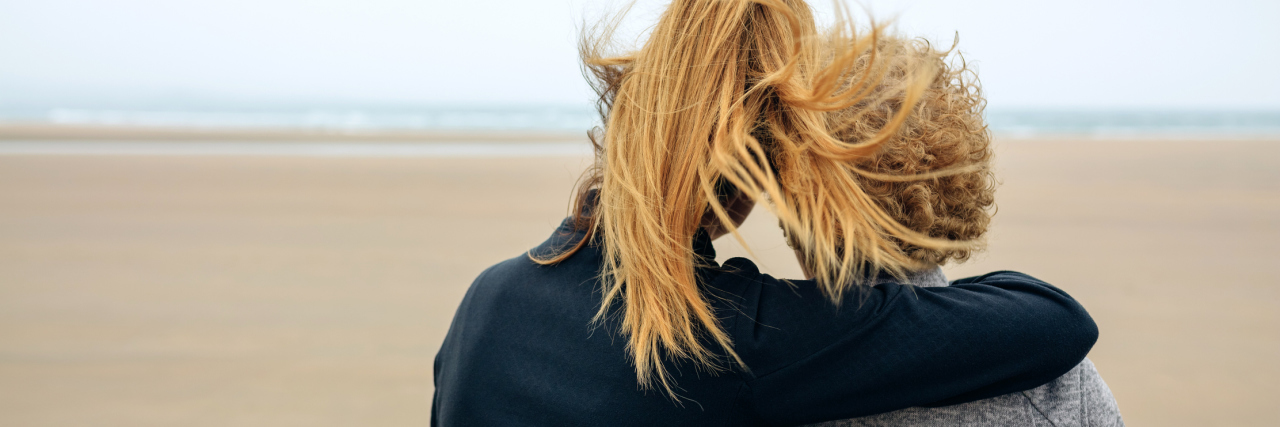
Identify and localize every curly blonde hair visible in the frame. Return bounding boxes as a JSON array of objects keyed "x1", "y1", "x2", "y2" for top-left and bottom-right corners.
[
  {"x1": 830, "y1": 38, "x2": 996, "y2": 266},
  {"x1": 532, "y1": 0, "x2": 995, "y2": 397}
]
